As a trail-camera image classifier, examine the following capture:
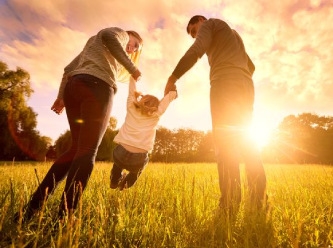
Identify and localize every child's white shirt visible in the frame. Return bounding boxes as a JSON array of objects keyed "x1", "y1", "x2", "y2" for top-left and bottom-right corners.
[{"x1": 114, "y1": 78, "x2": 177, "y2": 152}]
